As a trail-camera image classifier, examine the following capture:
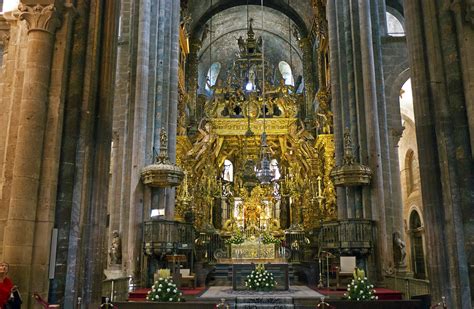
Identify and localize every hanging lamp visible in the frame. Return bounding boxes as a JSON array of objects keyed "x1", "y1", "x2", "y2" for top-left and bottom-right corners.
[{"x1": 255, "y1": 0, "x2": 274, "y2": 185}]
